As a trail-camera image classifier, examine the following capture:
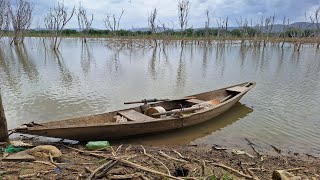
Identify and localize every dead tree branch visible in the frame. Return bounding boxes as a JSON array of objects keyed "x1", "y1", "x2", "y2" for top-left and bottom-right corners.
[
  {"x1": 103, "y1": 9, "x2": 125, "y2": 35},
  {"x1": 44, "y1": 1, "x2": 75, "y2": 50},
  {"x1": 148, "y1": 8, "x2": 157, "y2": 34},
  {"x1": 77, "y1": 3, "x2": 93, "y2": 43},
  {"x1": 0, "y1": 0, "x2": 10, "y2": 39},
  {"x1": 177, "y1": 0, "x2": 190, "y2": 32},
  {"x1": 8, "y1": 0, "x2": 33, "y2": 44}
]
